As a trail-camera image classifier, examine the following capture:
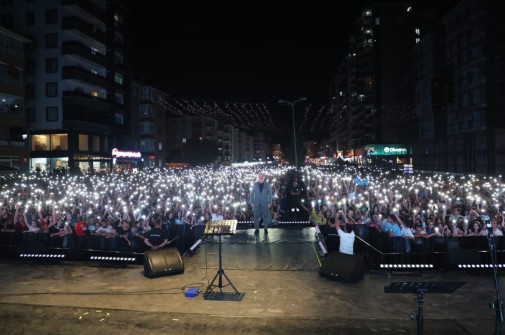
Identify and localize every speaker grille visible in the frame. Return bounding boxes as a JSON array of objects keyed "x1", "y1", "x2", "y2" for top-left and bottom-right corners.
[{"x1": 144, "y1": 248, "x2": 184, "y2": 278}]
